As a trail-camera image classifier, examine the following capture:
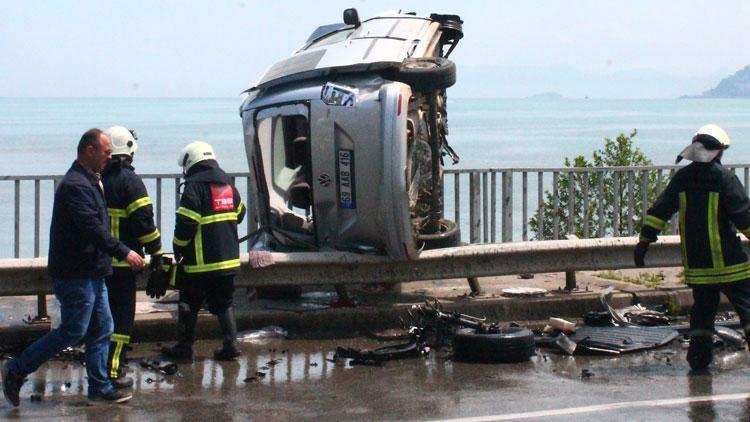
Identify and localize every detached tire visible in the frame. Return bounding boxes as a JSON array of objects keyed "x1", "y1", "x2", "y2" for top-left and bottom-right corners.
[
  {"x1": 391, "y1": 57, "x2": 456, "y2": 92},
  {"x1": 453, "y1": 327, "x2": 535, "y2": 363},
  {"x1": 417, "y1": 219, "x2": 460, "y2": 249}
]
